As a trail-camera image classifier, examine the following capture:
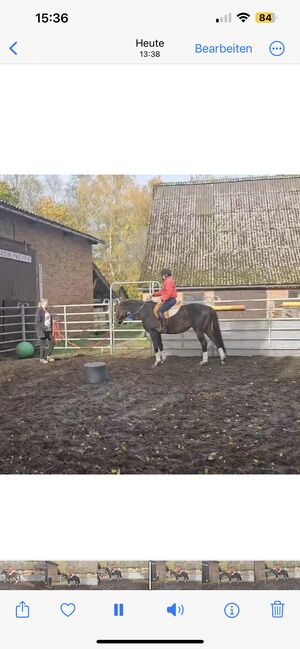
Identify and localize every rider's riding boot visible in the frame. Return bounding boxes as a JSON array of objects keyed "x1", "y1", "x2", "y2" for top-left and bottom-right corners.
[{"x1": 158, "y1": 314, "x2": 168, "y2": 334}]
